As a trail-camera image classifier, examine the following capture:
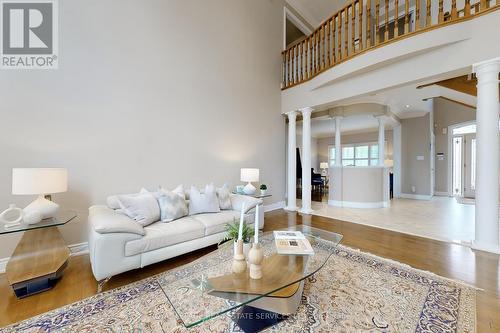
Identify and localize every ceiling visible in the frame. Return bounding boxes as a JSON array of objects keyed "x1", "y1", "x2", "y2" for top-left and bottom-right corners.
[{"x1": 286, "y1": 0, "x2": 346, "y2": 27}]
